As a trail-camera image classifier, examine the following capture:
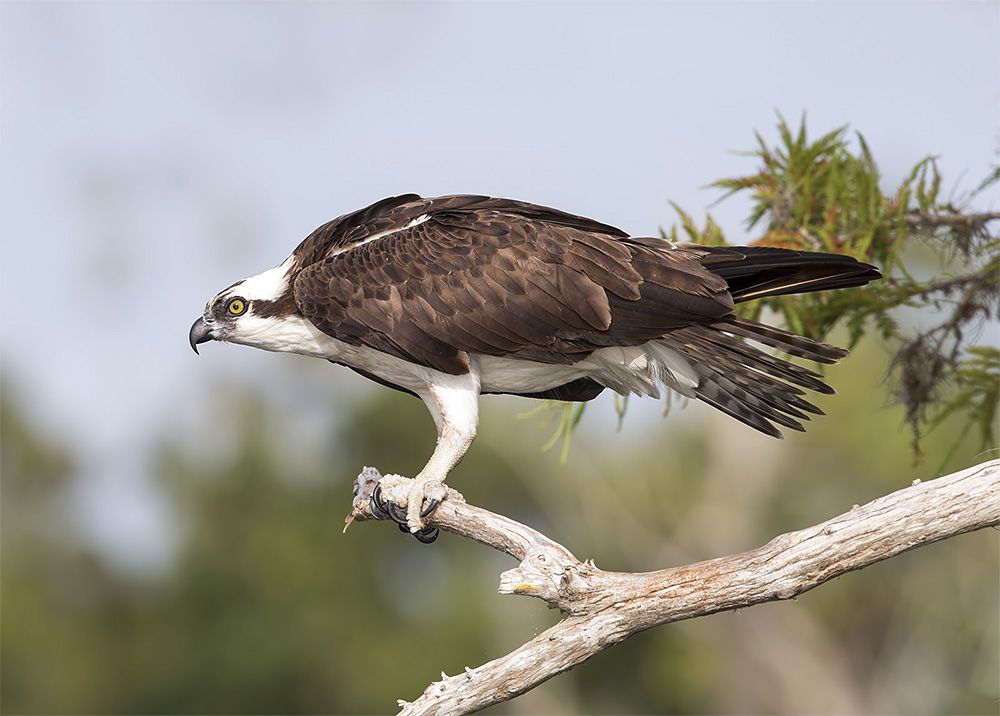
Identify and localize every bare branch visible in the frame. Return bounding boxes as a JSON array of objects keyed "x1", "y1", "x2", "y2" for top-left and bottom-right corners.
[
  {"x1": 348, "y1": 460, "x2": 1000, "y2": 715},
  {"x1": 904, "y1": 210, "x2": 1000, "y2": 234}
]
